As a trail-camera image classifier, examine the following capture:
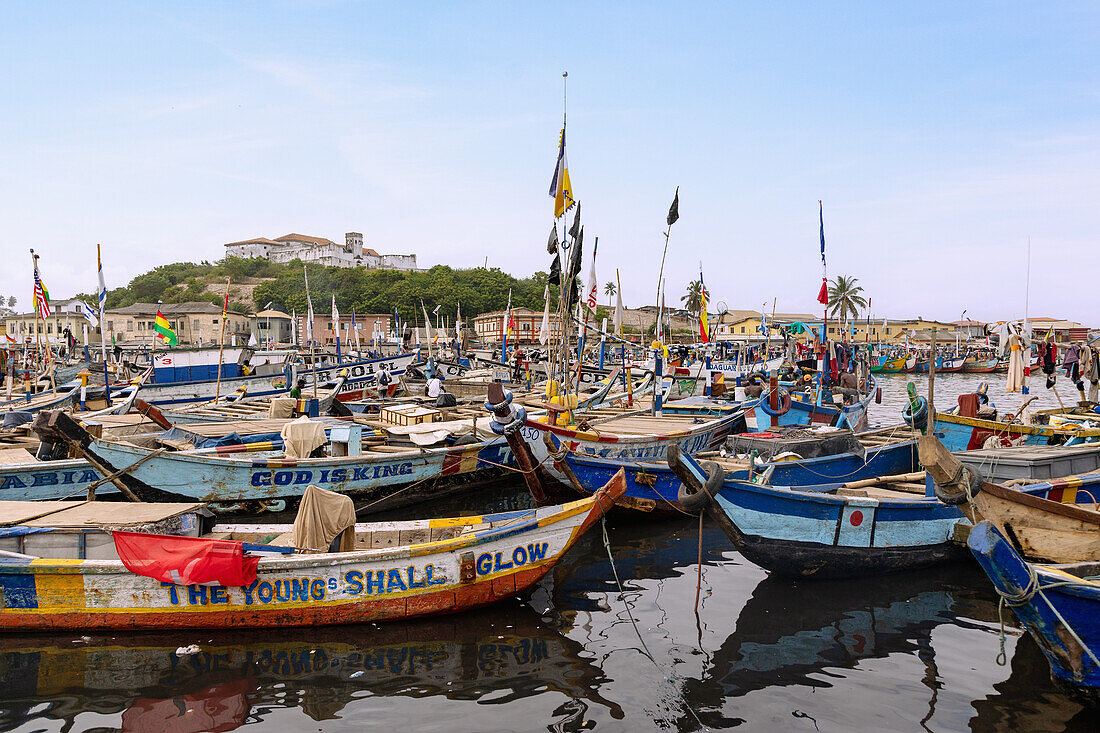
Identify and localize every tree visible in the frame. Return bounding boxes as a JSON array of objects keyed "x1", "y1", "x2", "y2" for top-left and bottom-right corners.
[
  {"x1": 827, "y1": 275, "x2": 867, "y2": 333},
  {"x1": 603, "y1": 281, "x2": 616, "y2": 305},
  {"x1": 681, "y1": 279, "x2": 703, "y2": 316},
  {"x1": 6, "y1": 296, "x2": 14, "y2": 308}
]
